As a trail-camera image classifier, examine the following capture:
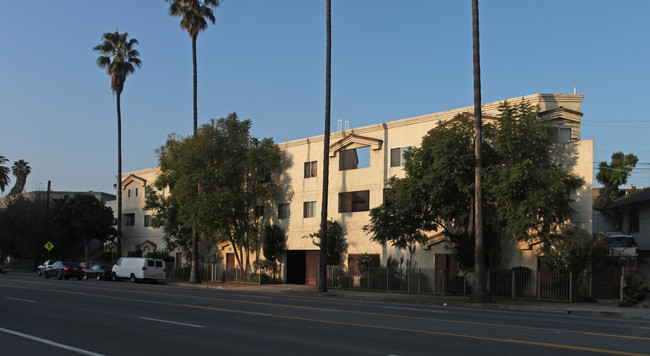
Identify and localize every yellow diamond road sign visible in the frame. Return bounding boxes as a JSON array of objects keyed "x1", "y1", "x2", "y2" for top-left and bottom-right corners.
[{"x1": 44, "y1": 242, "x2": 54, "y2": 251}]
